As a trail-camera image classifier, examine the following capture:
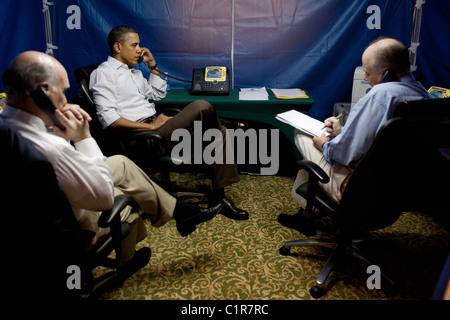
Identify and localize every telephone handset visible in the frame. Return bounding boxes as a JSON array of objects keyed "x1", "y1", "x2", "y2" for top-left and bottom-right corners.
[
  {"x1": 137, "y1": 56, "x2": 144, "y2": 64},
  {"x1": 381, "y1": 69, "x2": 397, "y2": 83},
  {"x1": 30, "y1": 86, "x2": 66, "y2": 130},
  {"x1": 191, "y1": 66, "x2": 230, "y2": 95}
]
